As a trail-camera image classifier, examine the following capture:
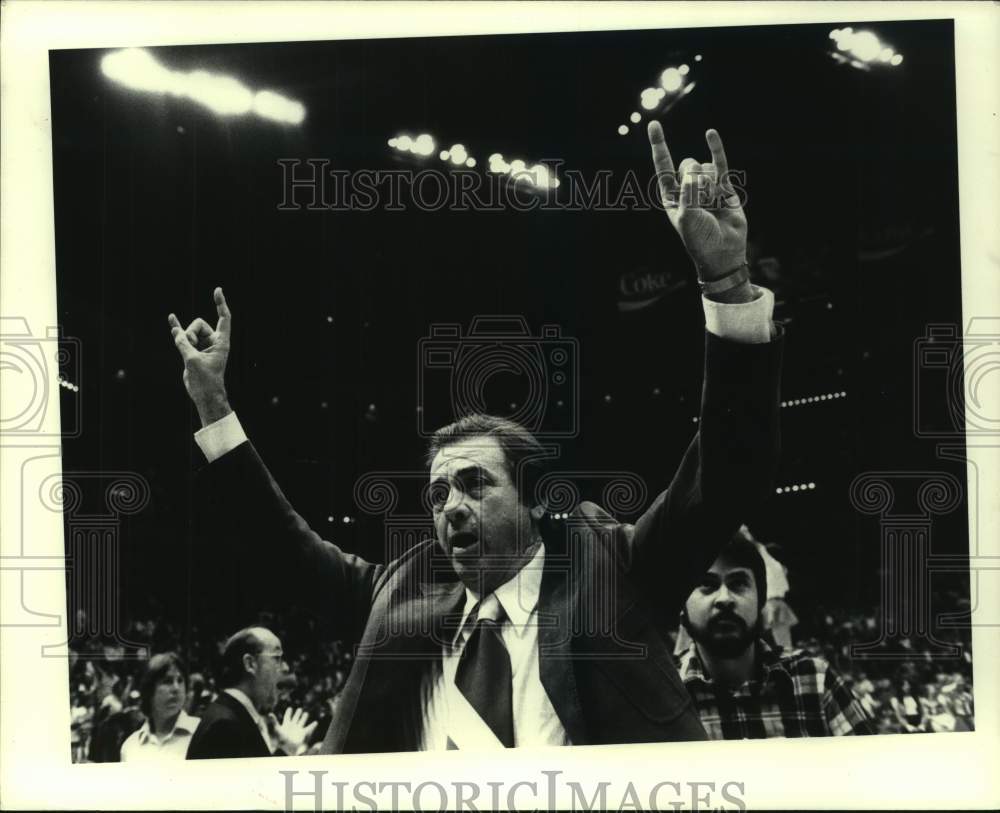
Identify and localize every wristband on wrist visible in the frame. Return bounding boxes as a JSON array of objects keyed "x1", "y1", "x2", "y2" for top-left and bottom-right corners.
[{"x1": 698, "y1": 261, "x2": 750, "y2": 296}]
